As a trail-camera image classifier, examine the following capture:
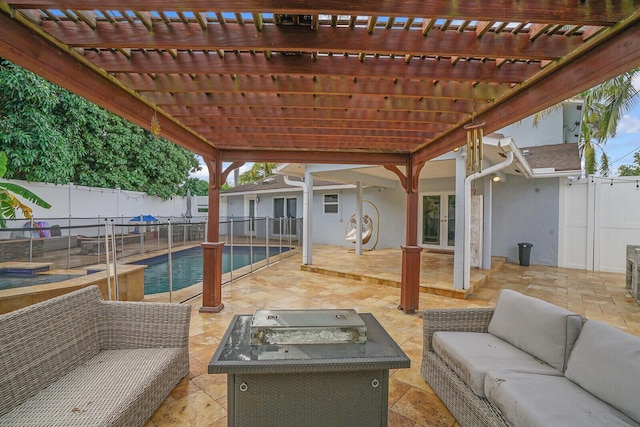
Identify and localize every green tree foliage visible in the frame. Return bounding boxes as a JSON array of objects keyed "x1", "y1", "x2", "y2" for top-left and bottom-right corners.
[
  {"x1": 580, "y1": 69, "x2": 639, "y2": 175},
  {"x1": 0, "y1": 152, "x2": 50, "y2": 228},
  {"x1": 533, "y1": 68, "x2": 639, "y2": 176},
  {"x1": 618, "y1": 152, "x2": 640, "y2": 176},
  {"x1": 0, "y1": 60, "x2": 200, "y2": 199},
  {"x1": 179, "y1": 177, "x2": 210, "y2": 196},
  {"x1": 238, "y1": 163, "x2": 276, "y2": 185}
]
